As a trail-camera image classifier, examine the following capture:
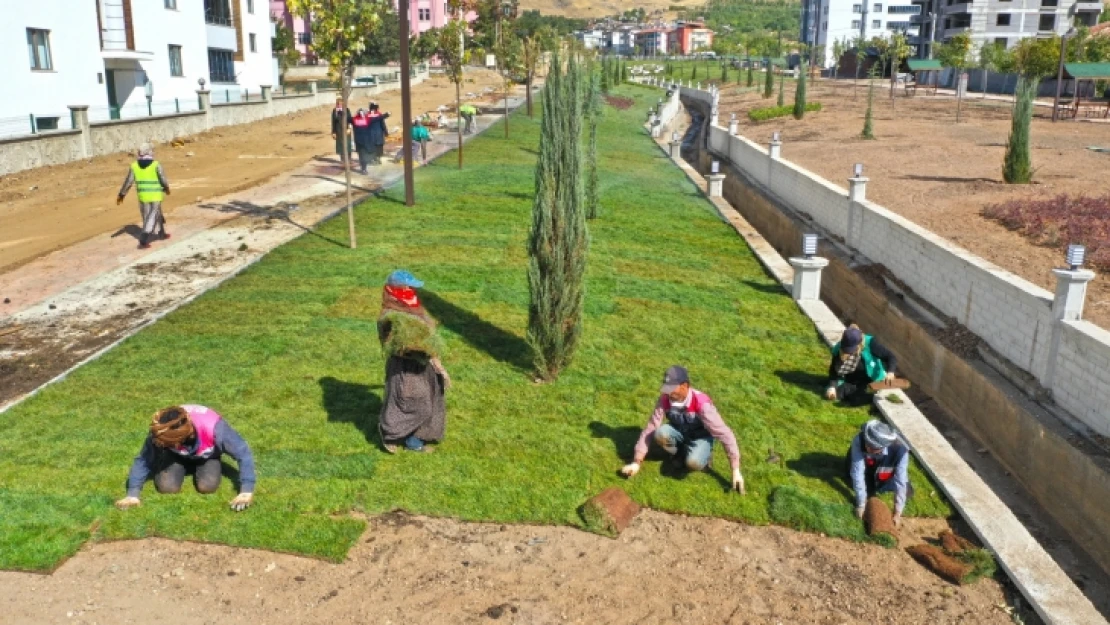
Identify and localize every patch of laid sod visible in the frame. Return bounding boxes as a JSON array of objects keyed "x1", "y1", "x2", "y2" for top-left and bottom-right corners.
[
  {"x1": 769, "y1": 485, "x2": 896, "y2": 548},
  {"x1": 0, "y1": 84, "x2": 949, "y2": 570}
]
